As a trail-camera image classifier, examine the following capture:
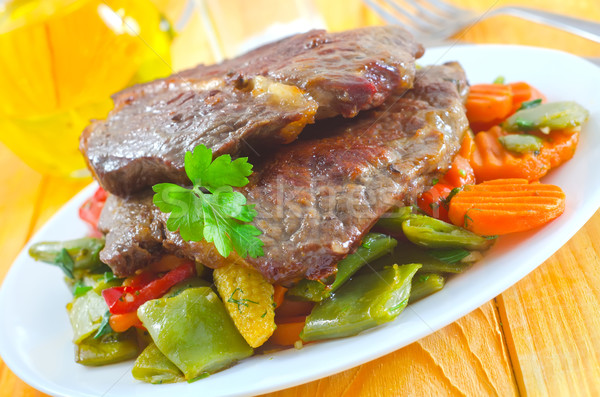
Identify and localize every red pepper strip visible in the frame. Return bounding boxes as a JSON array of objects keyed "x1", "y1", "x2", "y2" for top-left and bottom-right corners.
[
  {"x1": 79, "y1": 187, "x2": 108, "y2": 234},
  {"x1": 123, "y1": 271, "x2": 158, "y2": 289},
  {"x1": 102, "y1": 286, "x2": 135, "y2": 310},
  {"x1": 105, "y1": 262, "x2": 196, "y2": 315}
]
